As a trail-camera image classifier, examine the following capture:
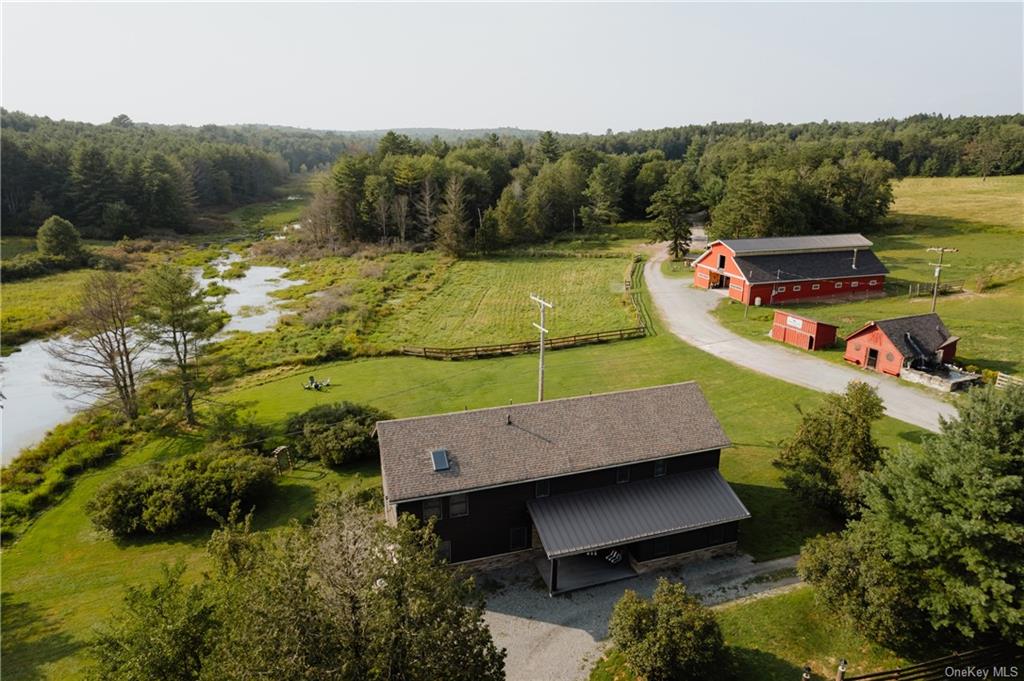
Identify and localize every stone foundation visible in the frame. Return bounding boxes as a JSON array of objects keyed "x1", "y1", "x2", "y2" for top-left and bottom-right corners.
[
  {"x1": 900, "y1": 365, "x2": 980, "y2": 392},
  {"x1": 630, "y1": 541, "x2": 739, "y2": 574},
  {"x1": 452, "y1": 547, "x2": 545, "y2": 572}
]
